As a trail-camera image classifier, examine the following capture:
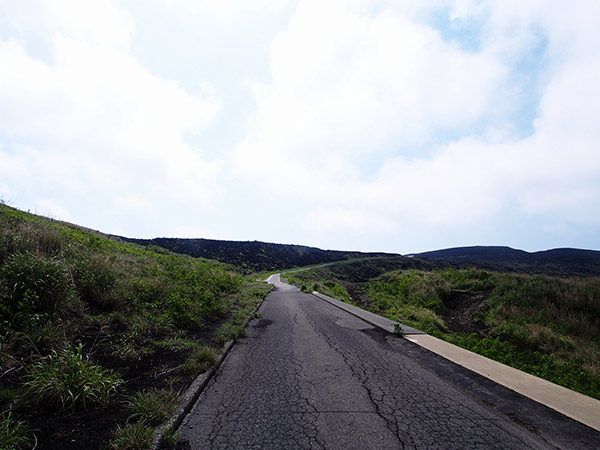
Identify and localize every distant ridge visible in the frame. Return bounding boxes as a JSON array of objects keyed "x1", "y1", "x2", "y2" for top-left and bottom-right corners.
[
  {"x1": 119, "y1": 237, "x2": 600, "y2": 276},
  {"x1": 417, "y1": 246, "x2": 529, "y2": 262},
  {"x1": 416, "y1": 246, "x2": 600, "y2": 276},
  {"x1": 118, "y1": 237, "x2": 397, "y2": 272}
]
